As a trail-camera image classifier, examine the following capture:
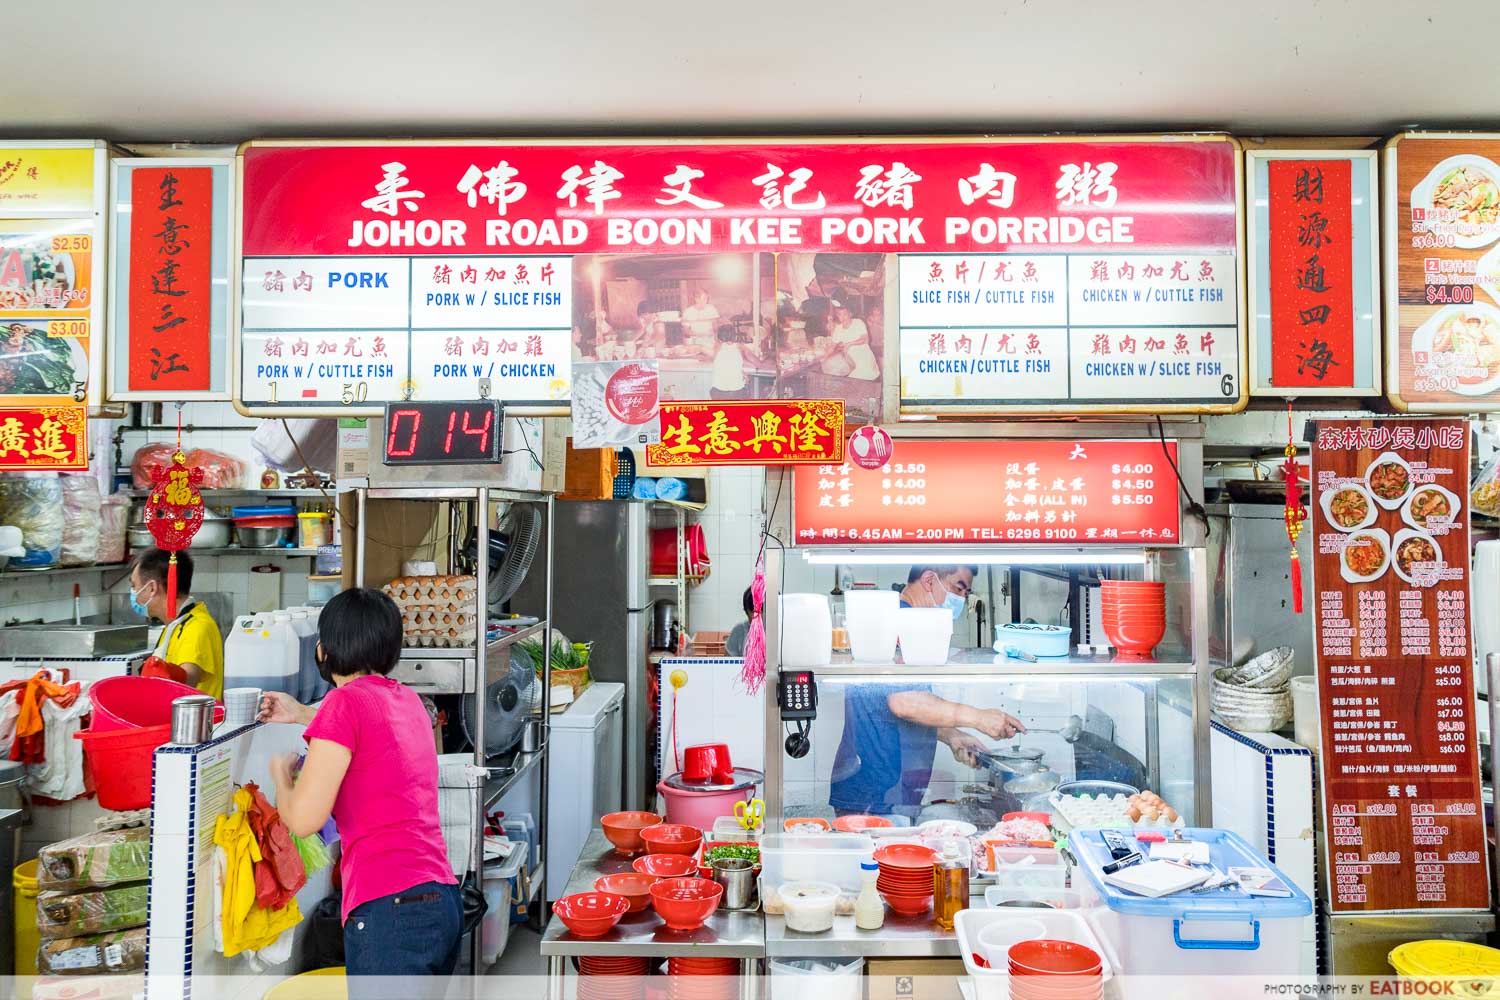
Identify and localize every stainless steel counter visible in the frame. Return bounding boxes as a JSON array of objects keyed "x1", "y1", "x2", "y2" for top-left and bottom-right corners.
[
  {"x1": 540, "y1": 829, "x2": 765, "y2": 959},
  {"x1": 765, "y1": 912, "x2": 957, "y2": 958}
]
